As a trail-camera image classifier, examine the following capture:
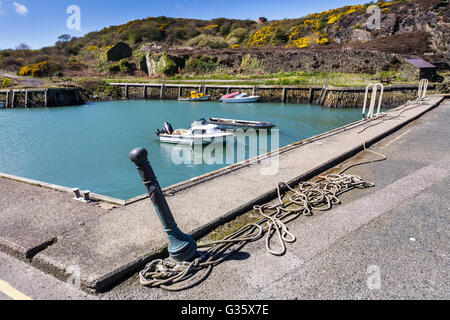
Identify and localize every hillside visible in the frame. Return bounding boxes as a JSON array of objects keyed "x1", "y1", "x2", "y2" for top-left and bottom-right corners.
[{"x1": 0, "y1": 0, "x2": 448, "y2": 83}]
